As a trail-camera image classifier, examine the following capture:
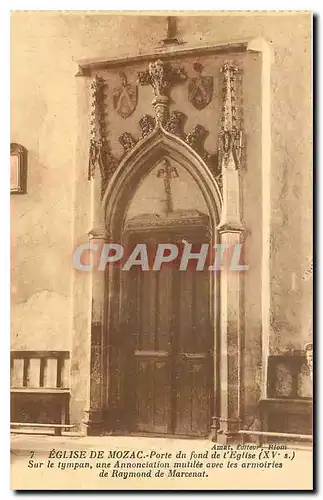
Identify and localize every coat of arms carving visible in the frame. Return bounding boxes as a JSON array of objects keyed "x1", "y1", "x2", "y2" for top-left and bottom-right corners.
[
  {"x1": 113, "y1": 72, "x2": 138, "y2": 118},
  {"x1": 188, "y1": 62, "x2": 213, "y2": 111}
]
